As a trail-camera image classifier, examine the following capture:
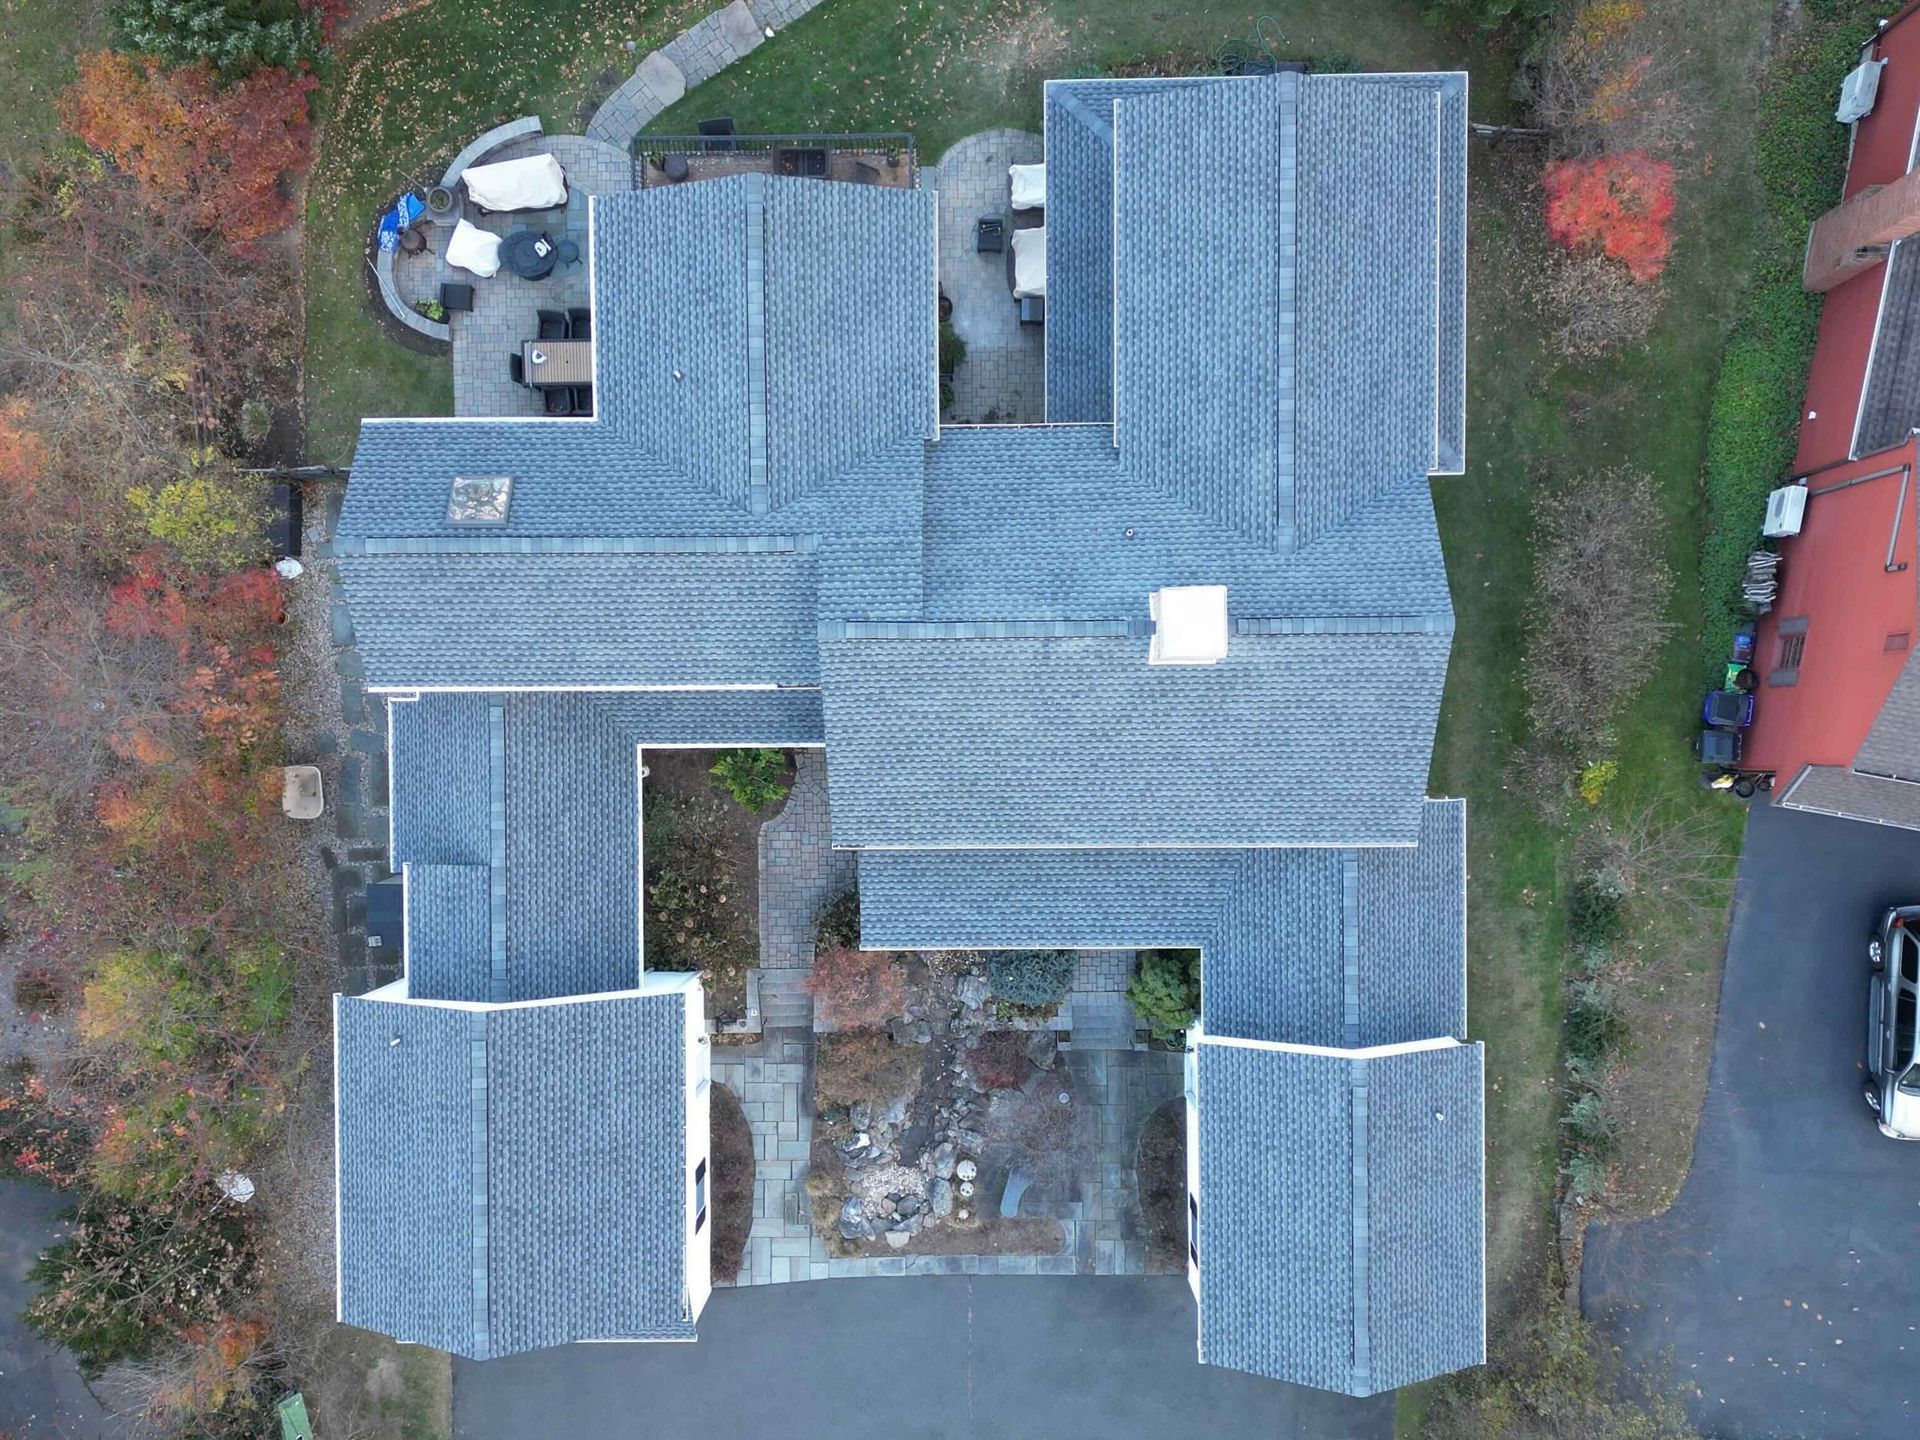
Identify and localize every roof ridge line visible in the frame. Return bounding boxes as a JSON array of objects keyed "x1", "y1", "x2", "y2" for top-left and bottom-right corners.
[
  {"x1": 467, "y1": 1007, "x2": 492, "y2": 1359},
  {"x1": 1234, "y1": 613, "x2": 1454, "y2": 636},
  {"x1": 1349, "y1": 1055, "x2": 1372, "y2": 1397},
  {"x1": 486, "y1": 701, "x2": 507, "y2": 1004},
  {"x1": 744, "y1": 173, "x2": 770, "y2": 515},
  {"x1": 344, "y1": 535, "x2": 814, "y2": 556},
  {"x1": 819, "y1": 618, "x2": 1140, "y2": 640}
]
